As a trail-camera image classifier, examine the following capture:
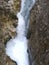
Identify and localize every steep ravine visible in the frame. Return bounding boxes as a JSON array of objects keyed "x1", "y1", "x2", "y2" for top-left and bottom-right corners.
[{"x1": 0, "y1": 0, "x2": 49, "y2": 65}]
